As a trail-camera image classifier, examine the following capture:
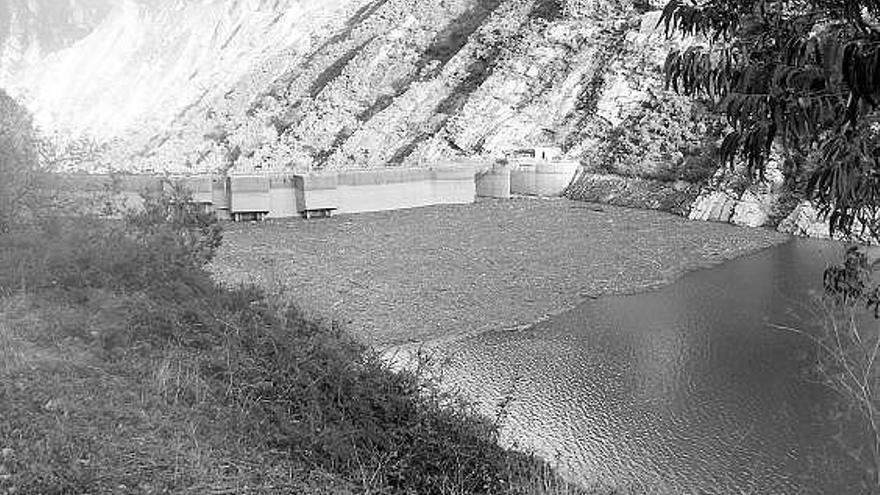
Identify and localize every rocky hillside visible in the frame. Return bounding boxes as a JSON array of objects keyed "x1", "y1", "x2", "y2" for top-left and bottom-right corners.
[
  {"x1": 1, "y1": 0, "x2": 715, "y2": 176},
  {"x1": 0, "y1": 0, "x2": 114, "y2": 87}
]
